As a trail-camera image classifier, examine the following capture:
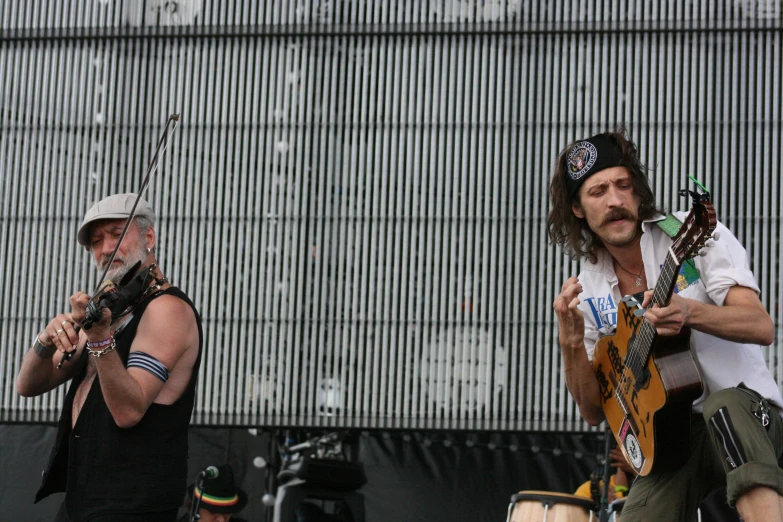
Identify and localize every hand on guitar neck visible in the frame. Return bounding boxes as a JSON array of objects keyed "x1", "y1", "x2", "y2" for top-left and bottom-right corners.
[
  {"x1": 639, "y1": 290, "x2": 691, "y2": 337},
  {"x1": 640, "y1": 282, "x2": 773, "y2": 346}
]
